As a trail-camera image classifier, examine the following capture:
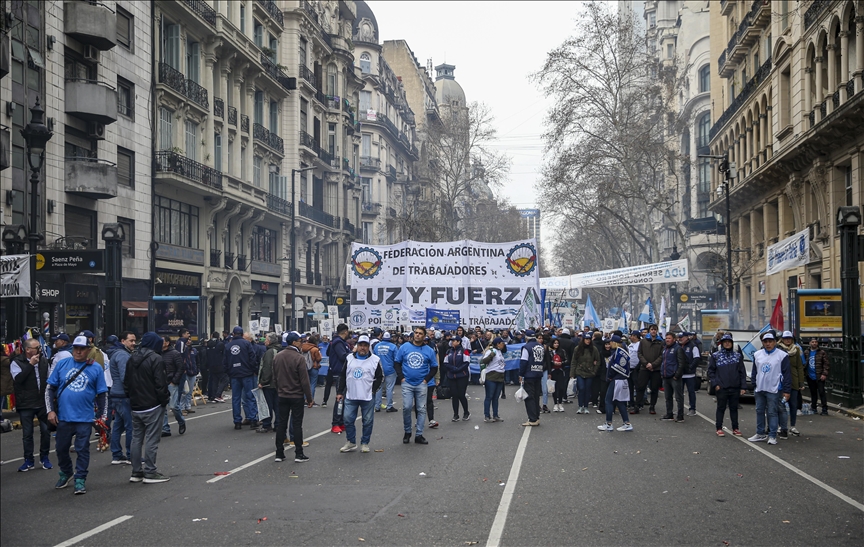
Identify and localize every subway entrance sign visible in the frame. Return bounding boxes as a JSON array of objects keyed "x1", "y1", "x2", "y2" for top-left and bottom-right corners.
[{"x1": 35, "y1": 251, "x2": 105, "y2": 273}]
